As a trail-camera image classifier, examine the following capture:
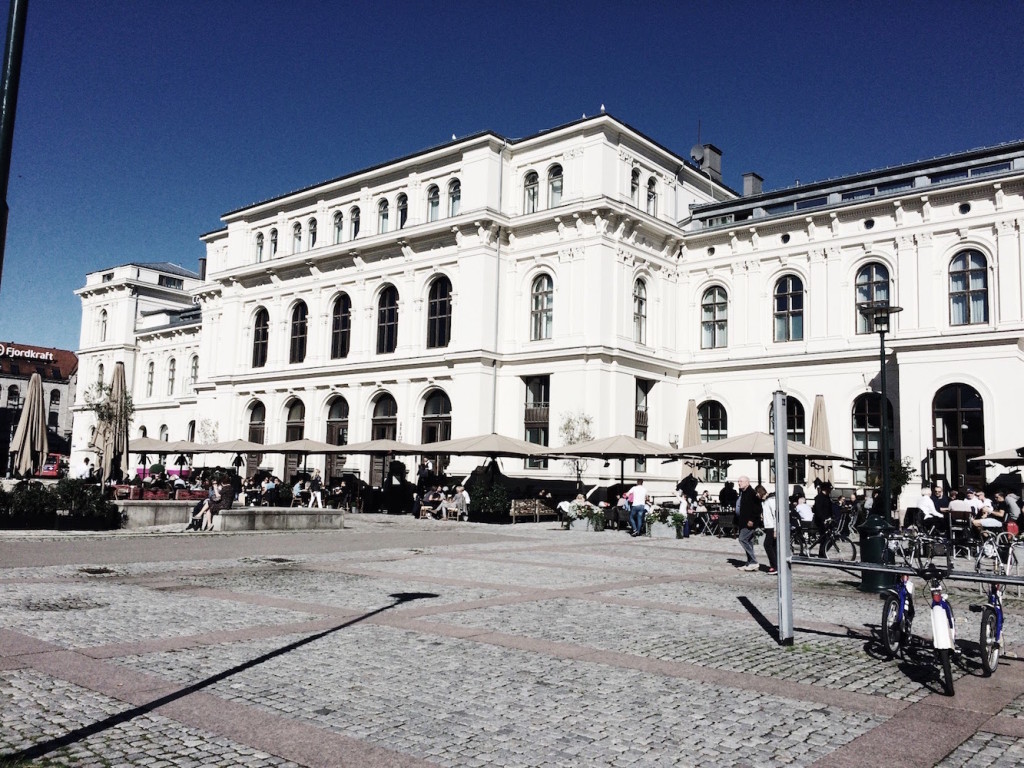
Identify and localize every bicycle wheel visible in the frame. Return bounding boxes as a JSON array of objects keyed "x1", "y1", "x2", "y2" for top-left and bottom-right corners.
[
  {"x1": 824, "y1": 537, "x2": 857, "y2": 562},
  {"x1": 980, "y1": 606, "x2": 1000, "y2": 677},
  {"x1": 880, "y1": 594, "x2": 902, "y2": 658},
  {"x1": 938, "y1": 648, "x2": 955, "y2": 696}
]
